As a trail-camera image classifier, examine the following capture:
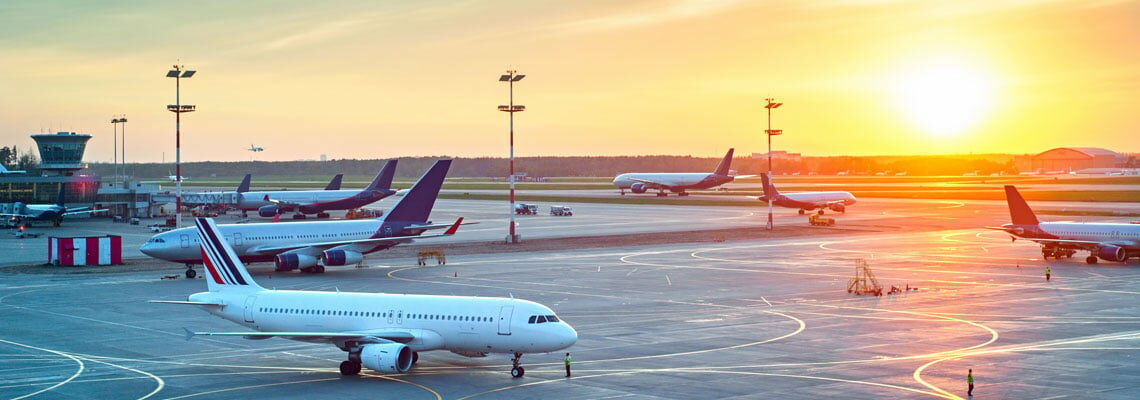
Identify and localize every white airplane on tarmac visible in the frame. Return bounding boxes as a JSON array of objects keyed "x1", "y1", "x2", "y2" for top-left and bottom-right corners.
[
  {"x1": 755, "y1": 172, "x2": 857, "y2": 215},
  {"x1": 152, "y1": 217, "x2": 577, "y2": 378},
  {"x1": 612, "y1": 148, "x2": 750, "y2": 196},
  {"x1": 141, "y1": 160, "x2": 465, "y2": 277}
]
